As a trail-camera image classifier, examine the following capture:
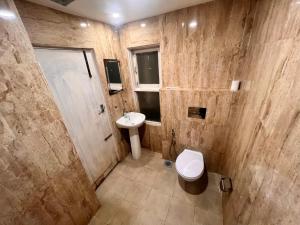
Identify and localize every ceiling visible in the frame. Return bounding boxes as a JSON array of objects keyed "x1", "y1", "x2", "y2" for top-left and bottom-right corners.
[{"x1": 27, "y1": 0, "x2": 212, "y2": 26}]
